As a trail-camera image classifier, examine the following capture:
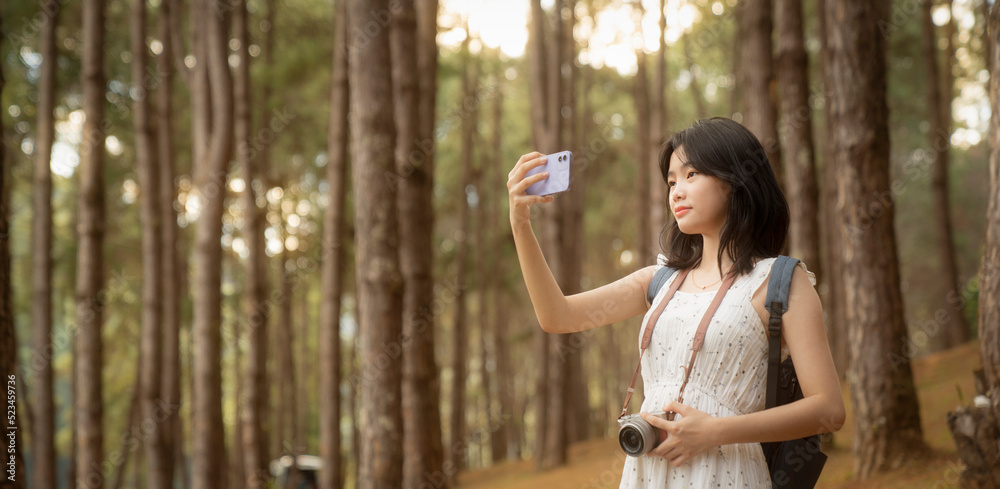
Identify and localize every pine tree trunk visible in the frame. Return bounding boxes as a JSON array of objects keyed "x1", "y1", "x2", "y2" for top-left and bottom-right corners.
[
  {"x1": 542, "y1": 0, "x2": 570, "y2": 470},
  {"x1": 319, "y1": 1, "x2": 349, "y2": 487},
  {"x1": 632, "y1": 0, "x2": 651, "y2": 268},
  {"x1": 230, "y1": 317, "x2": 246, "y2": 486},
  {"x1": 278, "y1": 253, "x2": 297, "y2": 455},
  {"x1": 450, "y1": 36, "x2": 477, "y2": 474},
  {"x1": 348, "y1": 0, "x2": 404, "y2": 486},
  {"x1": 560, "y1": 0, "x2": 589, "y2": 447},
  {"x1": 232, "y1": 0, "x2": 270, "y2": 484},
  {"x1": 682, "y1": 33, "x2": 708, "y2": 119},
  {"x1": 921, "y1": 0, "x2": 969, "y2": 350},
  {"x1": 132, "y1": 0, "x2": 167, "y2": 486},
  {"x1": 192, "y1": 0, "x2": 233, "y2": 486},
  {"x1": 31, "y1": 1, "x2": 58, "y2": 487},
  {"x1": 1, "y1": 34, "x2": 27, "y2": 488},
  {"x1": 816, "y1": 0, "x2": 849, "y2": 378},
  {"x1": 255, "y1": 0, "x2": 275, "y2": 466},
  {"x1": 76, "y1": 0, "x2": 107, "y2": 484},
  {"x1": 738, "y1": 0, "x2": 782, "y2": 181},
  {"x1": 527, "y1": 0, "x2": 552, "y2": 469},
  {"x1": 824, "y1": 0, "x2": 927, "y2": 478},
  {"x1": 474, "y1": 168, "x2": 494, "y2": 463},
  {"x1": 391, "y1": 0, "x2": 447, "y2": 485},
  {"x1": 156, "y1": 0, "x2": 183, "y2": 485},
  {"x1": 982, "y1": 0, "x2": 1000, "y2": 432},
  {"x1": 648, "y1": 0, "x2": 667, "y2": 260},
  {"x1": 488, "y1": 80, "x2": 511, "y2": 462},
  {"x1": 774, "y1": 0, "x2": 820, "y2": 272},
  {"x1": 348, "y1": 333, "x2": 360, "y2": 488}
]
